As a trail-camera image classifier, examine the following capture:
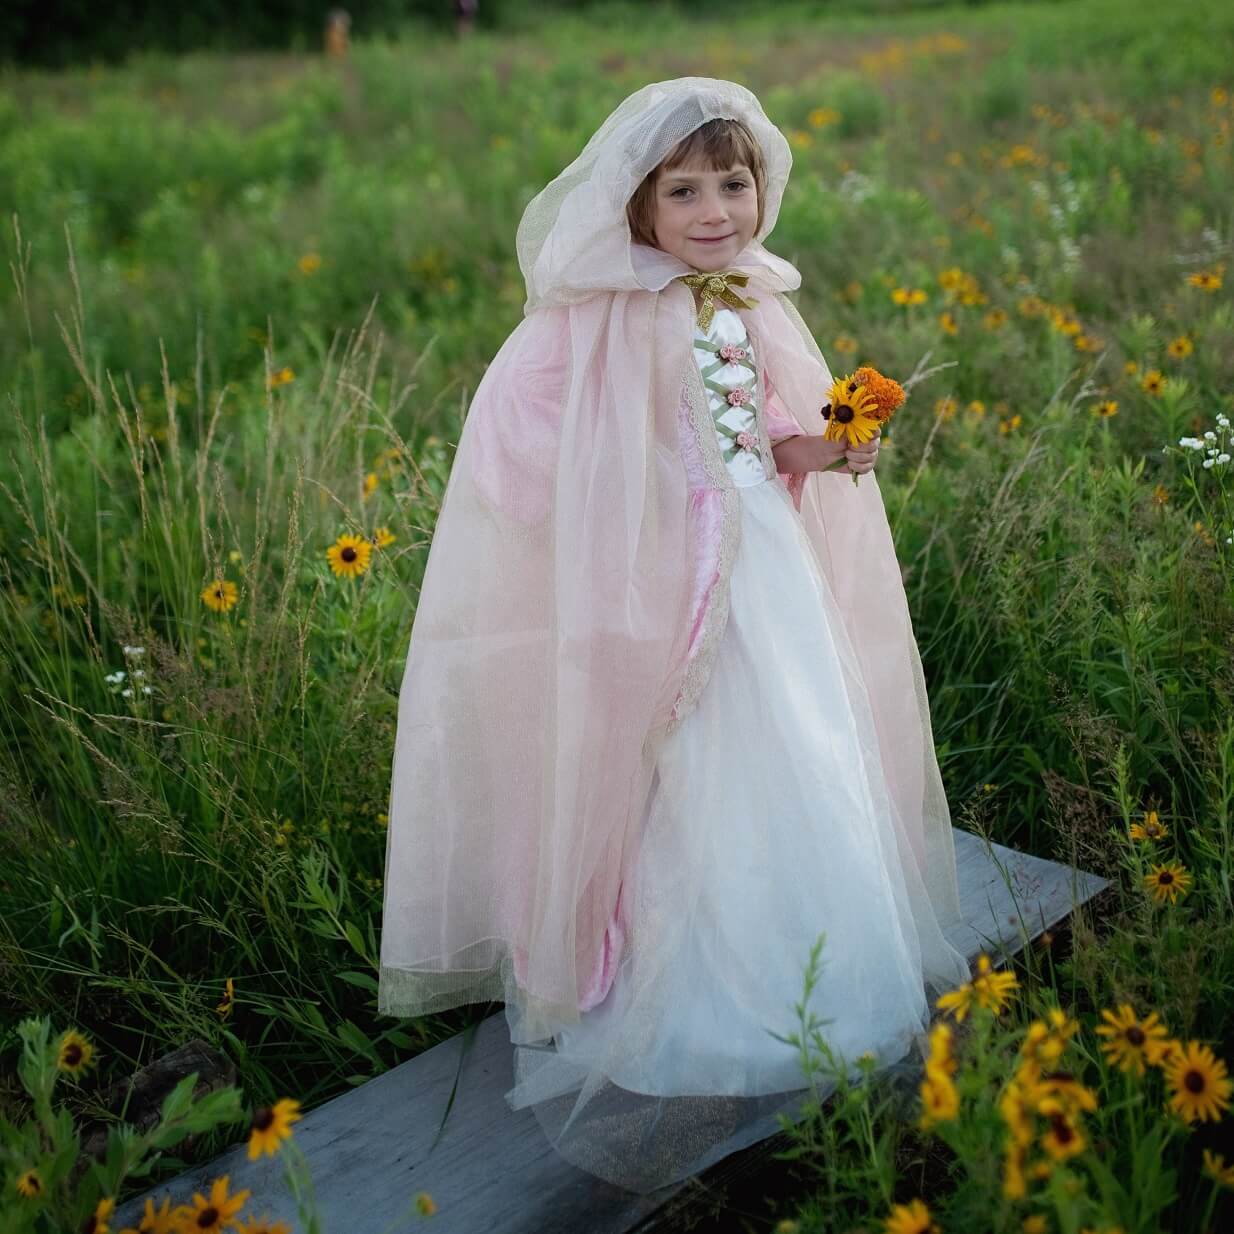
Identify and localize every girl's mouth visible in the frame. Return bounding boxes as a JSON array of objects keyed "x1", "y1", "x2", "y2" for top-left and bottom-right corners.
[{"x1": 690, "y1": 233, "x2": 735, "y2": 245}]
